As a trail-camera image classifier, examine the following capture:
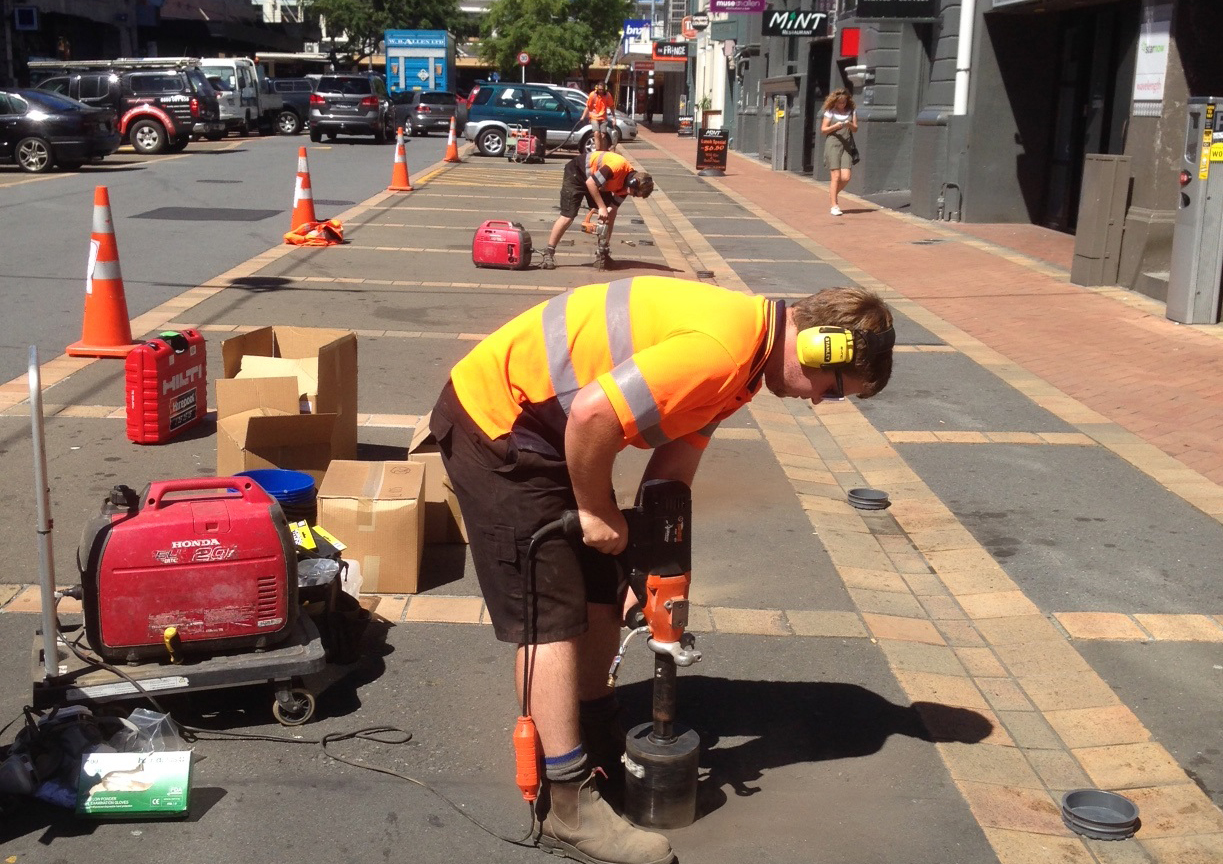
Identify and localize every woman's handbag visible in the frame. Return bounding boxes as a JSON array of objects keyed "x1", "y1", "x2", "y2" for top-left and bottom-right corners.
[{"x1": 845, "y1": 132, "x2": 861, "y2": 165}]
